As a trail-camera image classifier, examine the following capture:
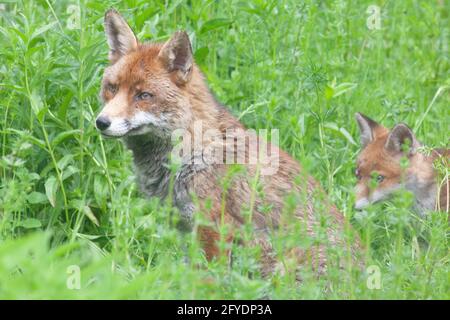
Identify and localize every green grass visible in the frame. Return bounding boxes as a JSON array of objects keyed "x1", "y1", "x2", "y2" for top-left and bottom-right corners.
[{"x1": 0, "y1": 0, "x2": 448, "y2": 299}]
